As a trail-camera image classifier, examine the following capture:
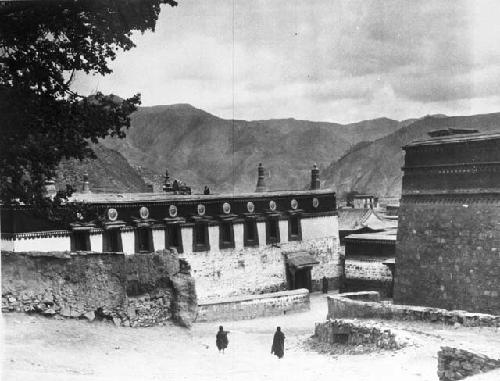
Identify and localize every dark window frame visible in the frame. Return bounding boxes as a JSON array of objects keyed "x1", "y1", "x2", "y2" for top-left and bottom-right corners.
[
  {"x1": 103, "y1": 228, "x2": 123, "y2": 253},
  {"x1": 244, "y1": 218, "x2": 259, "y2": 247},
  {"x1": 165, "y1": 224, "x2": 183, "y2": 254},
  {"x1": 71, "y1": 230, "x2": 91, "y2": 252},
  {"x1": 193, "y1": 222, "x2": 210, "y2": 252},
  {"x1": 219, "y1": 220, "x2": 235, "y2": 249},
  {"x1": 288, "y1": 215, "x2": 302, "y2": 241},
  {"x1": 266, "y1": 217, "x2": 280, "y2": 245},
  {"x1": 134, "y1": 227, "x2": 154, "y2": 253}
]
